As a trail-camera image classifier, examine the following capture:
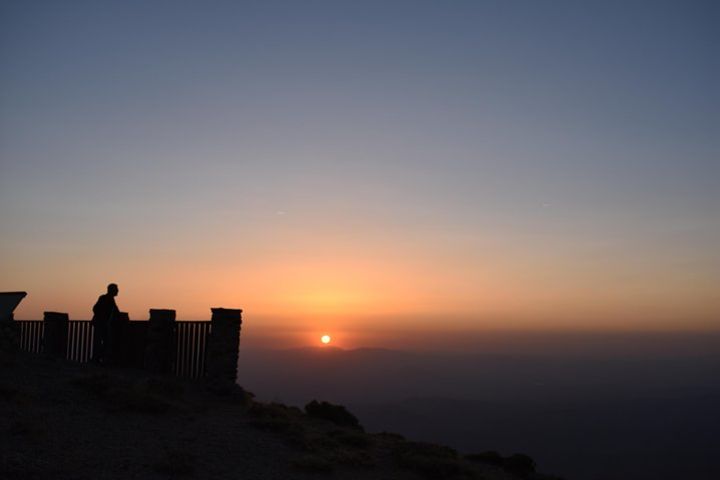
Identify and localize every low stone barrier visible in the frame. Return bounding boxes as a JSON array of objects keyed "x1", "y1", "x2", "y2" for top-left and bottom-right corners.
[
  {"x1": 17, "y1": 306, "x2": 244, "y2": 383},
  {"x1": 44, "y1": 312, "x2": 69, "y2": 358}
]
